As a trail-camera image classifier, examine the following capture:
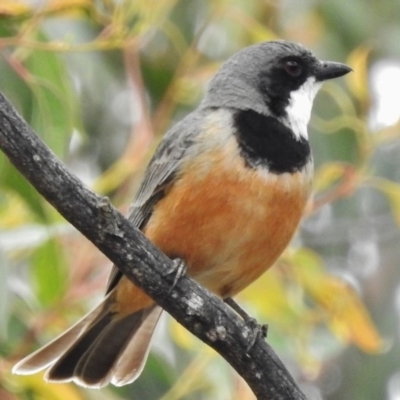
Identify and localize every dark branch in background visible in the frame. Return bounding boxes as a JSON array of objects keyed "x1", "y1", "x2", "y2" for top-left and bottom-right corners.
[{"x1": 0, "y1": 91, "x2": 308, "y2": 400}]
